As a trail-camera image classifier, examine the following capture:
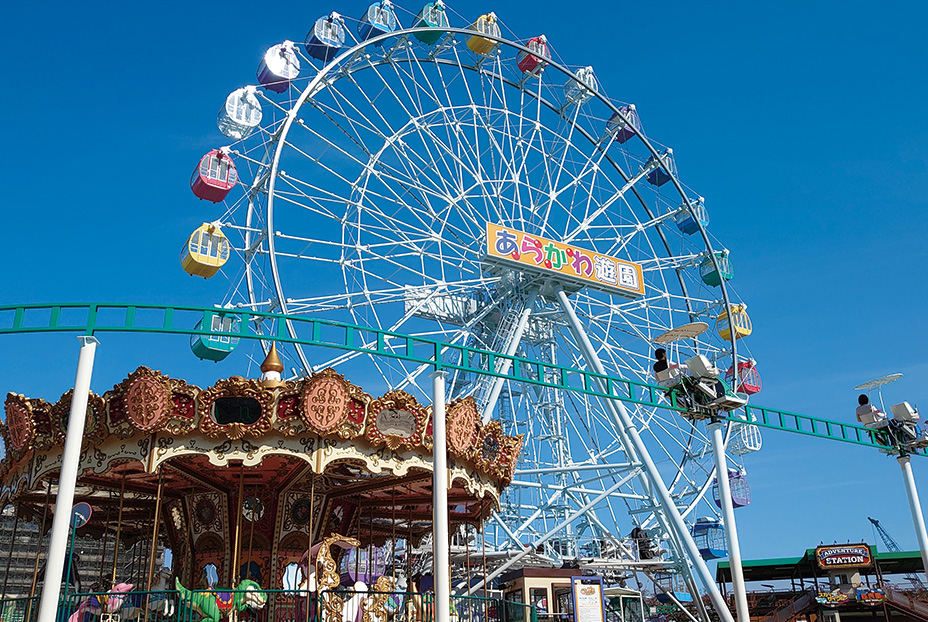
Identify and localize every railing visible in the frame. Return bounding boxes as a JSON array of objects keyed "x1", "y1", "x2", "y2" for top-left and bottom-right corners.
[
  {"x1": 21, "y1": 588, "x2": 533, "y2": 622},
  {"x1": 0, "y1": 302, "x2": 918, "y2": 456},
  {"x1": 884, "y1": 585, "x2": 928, "y2": 619},
  {"x1": 751, "y1": 590, "x2": 815, "y2": 622}
]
